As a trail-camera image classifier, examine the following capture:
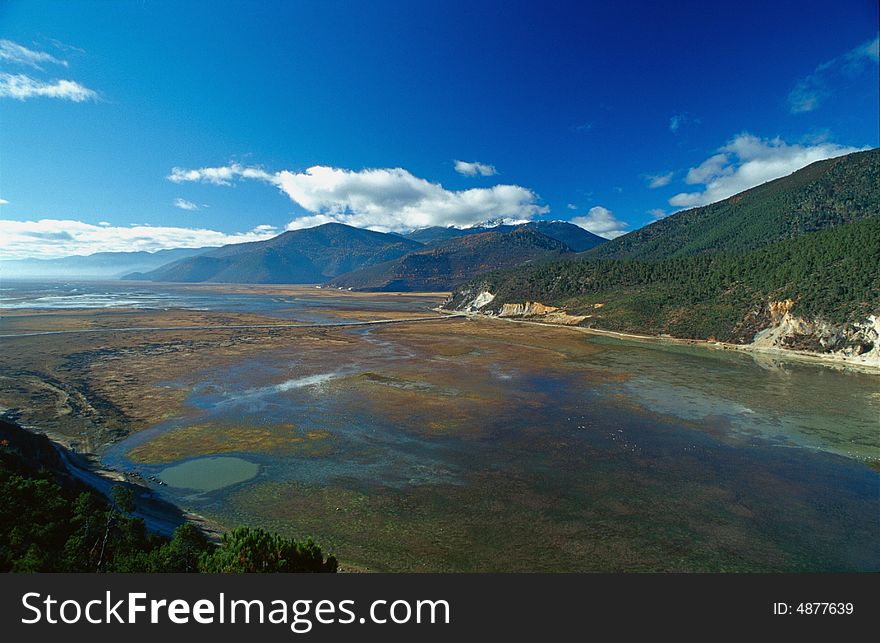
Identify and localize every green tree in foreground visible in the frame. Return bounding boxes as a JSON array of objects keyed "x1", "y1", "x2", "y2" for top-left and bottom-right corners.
[
  {"x1": 200, "y1": 526, "x2": 338, "y2": 573},
  {"x1": 0, "y1": 423, "x2": 338, "y2": 573},
  {"x1": 147, "y1": 523, "x2": 211, "y2": 573}
]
